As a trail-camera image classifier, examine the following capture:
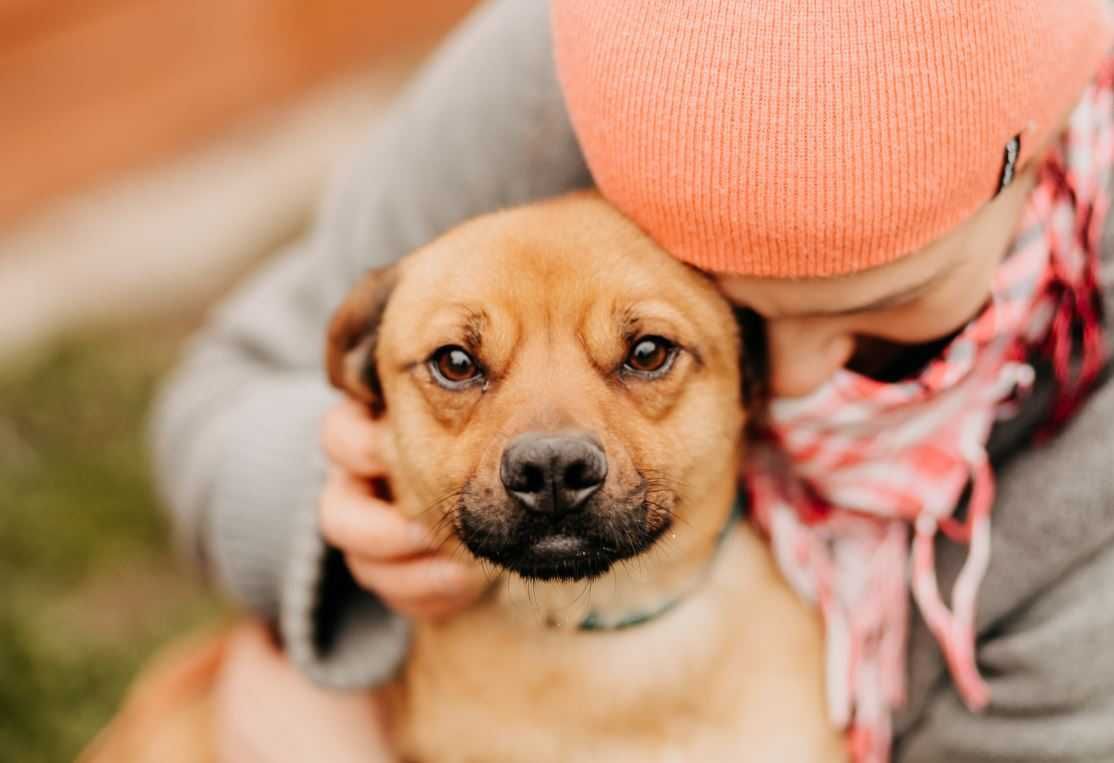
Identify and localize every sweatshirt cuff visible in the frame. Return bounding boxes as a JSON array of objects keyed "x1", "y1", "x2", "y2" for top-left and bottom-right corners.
[
  {"x1": 281, "y1": 493, "x2": 411, "y2": 689},
  {"x1": 205, "y1": 373, "x2": 410, "y2": 688}
]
